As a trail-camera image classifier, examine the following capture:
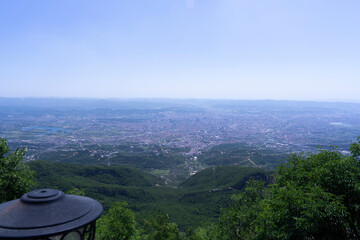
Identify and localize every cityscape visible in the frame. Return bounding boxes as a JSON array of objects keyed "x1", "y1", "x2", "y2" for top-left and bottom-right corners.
[{"x1": 1, "y1": 98, "x2": 360, "y2": 168}]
